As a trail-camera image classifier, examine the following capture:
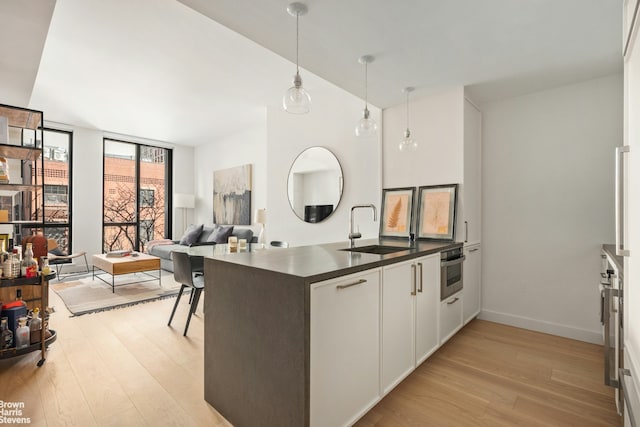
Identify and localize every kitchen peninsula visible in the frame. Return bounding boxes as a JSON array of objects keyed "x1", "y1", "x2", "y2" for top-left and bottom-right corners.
[{"x1": 204, "y1": 238, "x2": 462, "y2": 427}]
